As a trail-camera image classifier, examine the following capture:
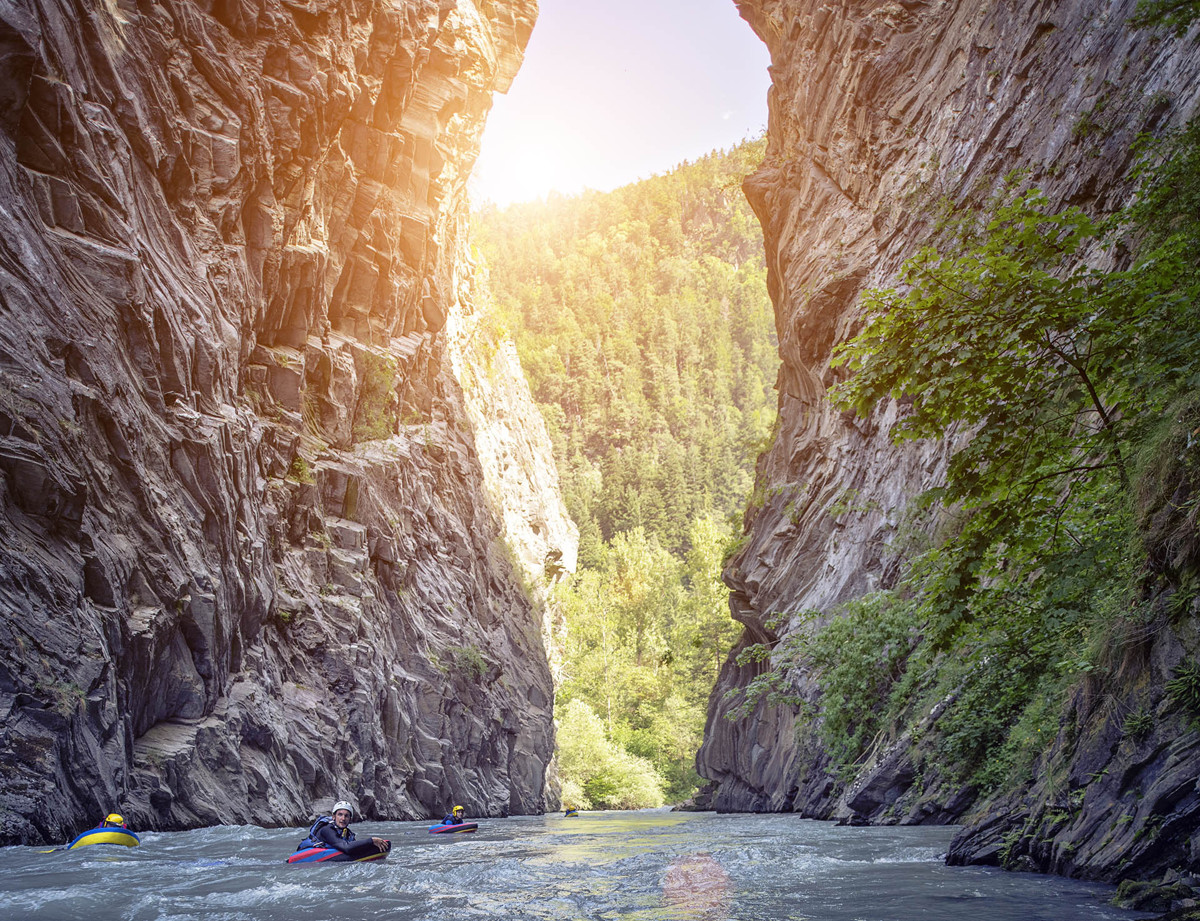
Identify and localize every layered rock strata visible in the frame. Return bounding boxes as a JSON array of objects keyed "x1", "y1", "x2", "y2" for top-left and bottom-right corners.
[
  {"x1": 698, "y1": 0, "x2": 1200, "y2": 880},
  {"x1": 444, "y1": 252, "x2": 579, "y2": 677},
  {"x1": 0, "y1": 0, "x2": 571, "y2": 846}
]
